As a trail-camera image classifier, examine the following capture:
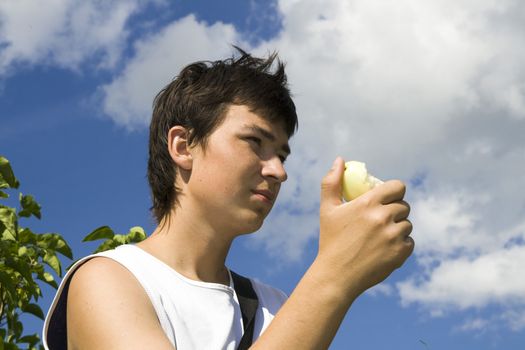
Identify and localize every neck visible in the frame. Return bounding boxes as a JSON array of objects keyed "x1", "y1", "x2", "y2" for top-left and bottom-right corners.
[{"x1": 136, "y1": 210, "x2": 234, "y2": 286}]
